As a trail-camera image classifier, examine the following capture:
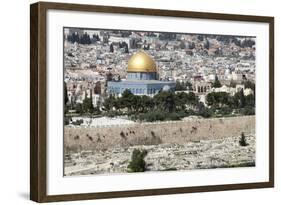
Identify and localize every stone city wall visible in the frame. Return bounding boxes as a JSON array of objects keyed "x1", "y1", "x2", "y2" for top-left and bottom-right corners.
[{"x1": 64, "y1": 116, "x2": 255, "y2": 152}]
